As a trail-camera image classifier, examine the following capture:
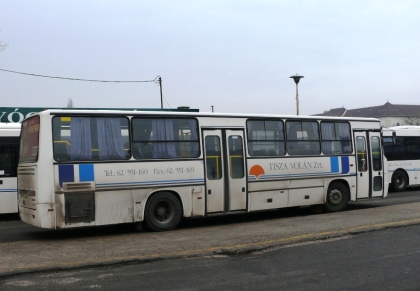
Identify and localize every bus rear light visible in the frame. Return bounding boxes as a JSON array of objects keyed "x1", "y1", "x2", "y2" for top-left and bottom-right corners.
[{"x1": 28, "y1": 190, "x2": 36, "y2": 196}]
